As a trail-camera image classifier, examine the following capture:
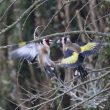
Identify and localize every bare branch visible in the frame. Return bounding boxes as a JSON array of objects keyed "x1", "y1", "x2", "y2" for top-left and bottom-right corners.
[
  {"x1": 0, "y1": 30, "x2": 110, "y2": 49},
  {"x1": 23, "y1": 71, "x2": 110, "y2": 110},
  {"x1": 0, "y1": 0, "x2": 17, "y2": 22},
  {"x1": 69, "y1": 88, "x2": 110, "y2": 110},
  {"x1": 0, "y1": 0, "x2": 44, "y2": 36}
]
